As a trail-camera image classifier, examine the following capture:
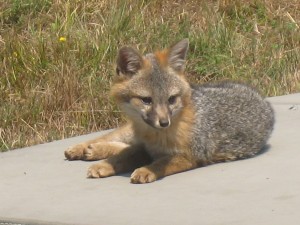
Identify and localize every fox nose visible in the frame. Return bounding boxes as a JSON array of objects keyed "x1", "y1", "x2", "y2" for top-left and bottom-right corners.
[{"x1": 159, "y1": 119, "x2": 170, "y2": 128}]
